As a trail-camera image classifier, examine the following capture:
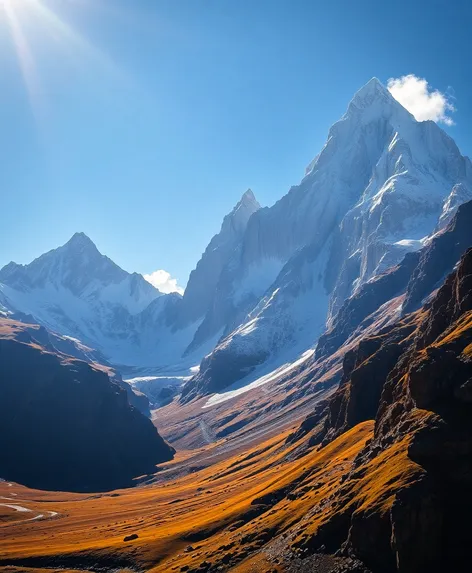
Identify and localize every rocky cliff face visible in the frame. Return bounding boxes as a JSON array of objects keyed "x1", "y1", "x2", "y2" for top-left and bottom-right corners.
[
  {"x1": 292, "y1": 247, "x2": 472, "y2": 572},
  {"x1": 316, "y1": 199, "x2": 472, "y2": 361},
  {"x1": 177, "y1": 189, "x2": 260, "y2": 330},
  {"x1": 185, "y1": 79, "x2": 472, "y2": 399},
  {"x1": 0, "y1": 318, "x2": 174, "y2": 492},
  {"x1": 402, "y1": 199, "x2": 472, "y2": 314}
]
